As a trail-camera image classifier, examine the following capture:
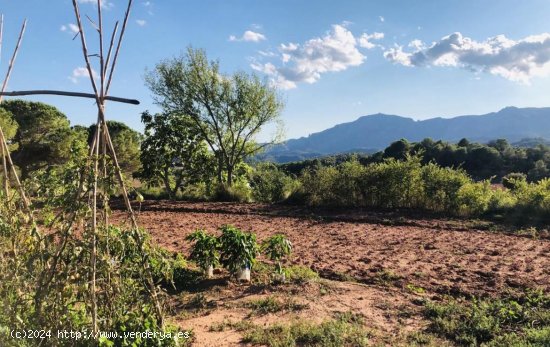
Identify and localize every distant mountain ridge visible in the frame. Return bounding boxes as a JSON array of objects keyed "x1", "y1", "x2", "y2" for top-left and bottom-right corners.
[{"x1": 261, "y1": 107, "x2": 550, "y2": 163}]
